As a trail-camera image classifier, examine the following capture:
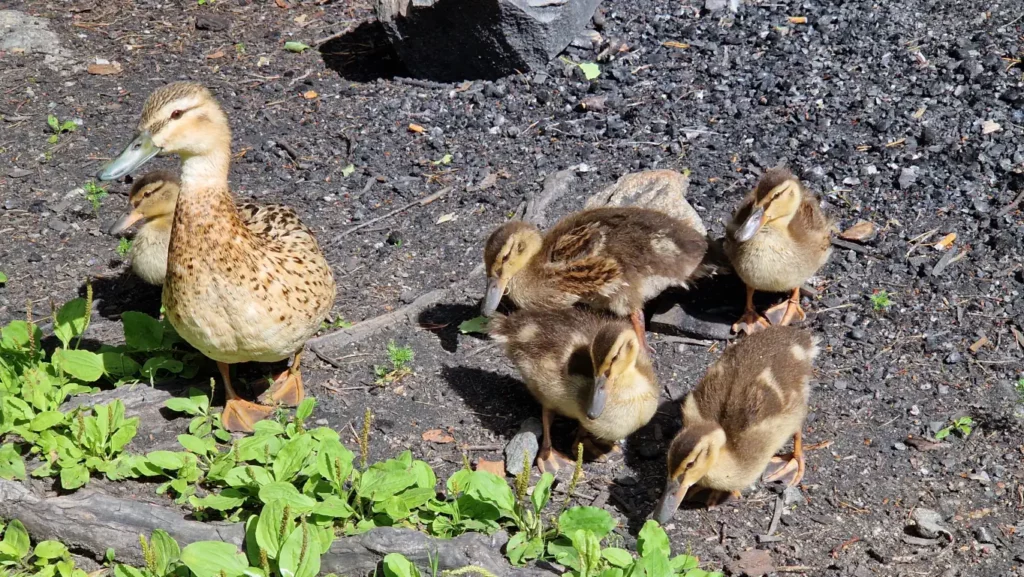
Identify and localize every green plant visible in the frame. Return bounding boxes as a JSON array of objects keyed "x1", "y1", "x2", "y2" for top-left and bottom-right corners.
[
  {"x1": 234, "y1": 42, "x2": 245, "y2": 54},
  {"x1": 457, "y1": 316, "x2": 489, "y2": 334},
  {"x1": 320, "y1": 317, "x2": 353, "y2": 331},
  {"x1": 935, "y1": 416, "x2": 973, "y2": 440},
  {"x1": 117, "y1": 238, "x2": 133, "y2": 258},
  {"x1": 0, "y1": 271, "x2": 7, "y2": 284},
  {"x1": 374, "y1": 341, "x2": 414, "y2": 385},
  {"x1": 83, "y1": 181, "x2": 108, "y2": 214},
  {"x1": 559, "y1": 57, "x2": 600, "y2": 80},
  {"x1": 869, "y1": 290, "x2": 892, "y2": 311},
  {"x1": 0, "y1": 519, "x2": 87, "y2": 577},
  {"x1": 46, "y1": 114, "x2": 76, "y2": 144},
  {"x1": 284, "y1": 41, "x2": 310, "y2": 53}
]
